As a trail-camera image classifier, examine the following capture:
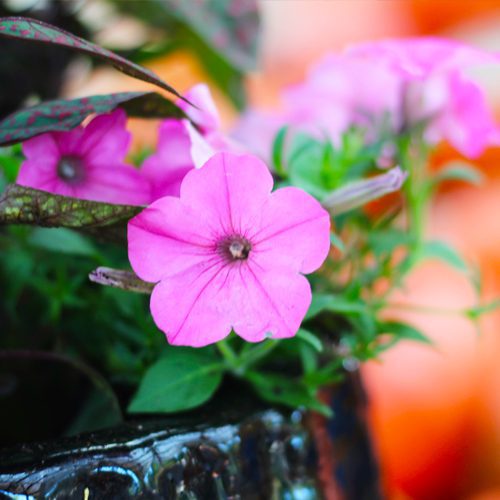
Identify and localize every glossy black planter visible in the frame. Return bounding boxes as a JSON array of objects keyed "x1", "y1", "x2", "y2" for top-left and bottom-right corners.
[{"x1": 0, "y1": 373, "x2": 381, "y2": 499}]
